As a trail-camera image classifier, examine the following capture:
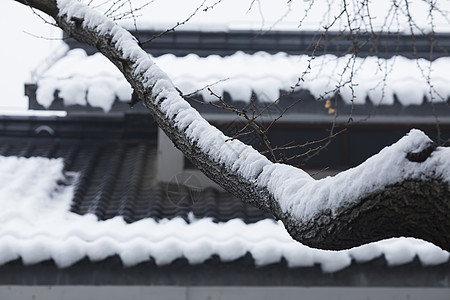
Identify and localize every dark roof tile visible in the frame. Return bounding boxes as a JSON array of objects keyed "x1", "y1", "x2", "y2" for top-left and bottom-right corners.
[{"x1": 0, "y1": 135, "x2": 274, "y2": 224}]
